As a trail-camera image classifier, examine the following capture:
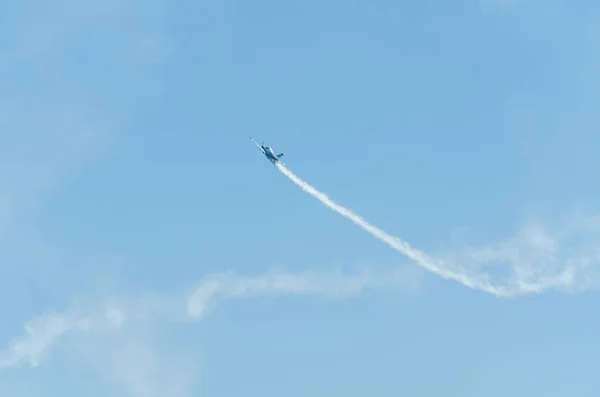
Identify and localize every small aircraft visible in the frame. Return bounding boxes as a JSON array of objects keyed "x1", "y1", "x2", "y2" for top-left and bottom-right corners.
[{"x1": 250, "y1": 137, "x2": 284, "y2": 165}]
